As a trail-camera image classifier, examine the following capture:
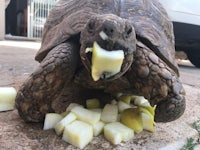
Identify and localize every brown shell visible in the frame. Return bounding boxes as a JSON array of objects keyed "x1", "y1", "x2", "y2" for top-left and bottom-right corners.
[{"x1": 35, "y1": 0, "x2": 179, "y2": 75}]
